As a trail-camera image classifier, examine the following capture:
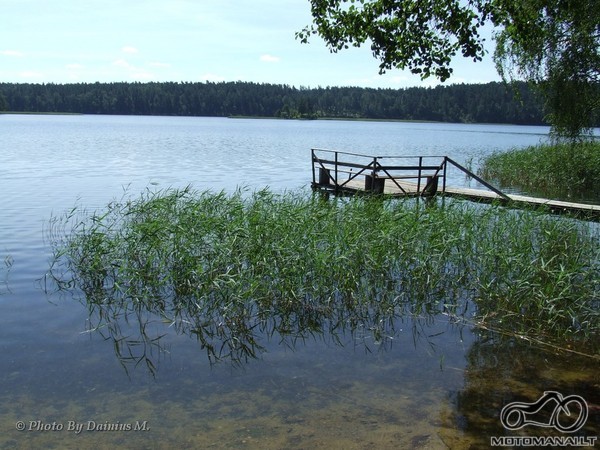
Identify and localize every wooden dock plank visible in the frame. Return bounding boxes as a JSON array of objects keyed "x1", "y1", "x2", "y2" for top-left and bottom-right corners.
[{"x1": 337, "y1": 178, "x2": 600, "y2": 218}]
